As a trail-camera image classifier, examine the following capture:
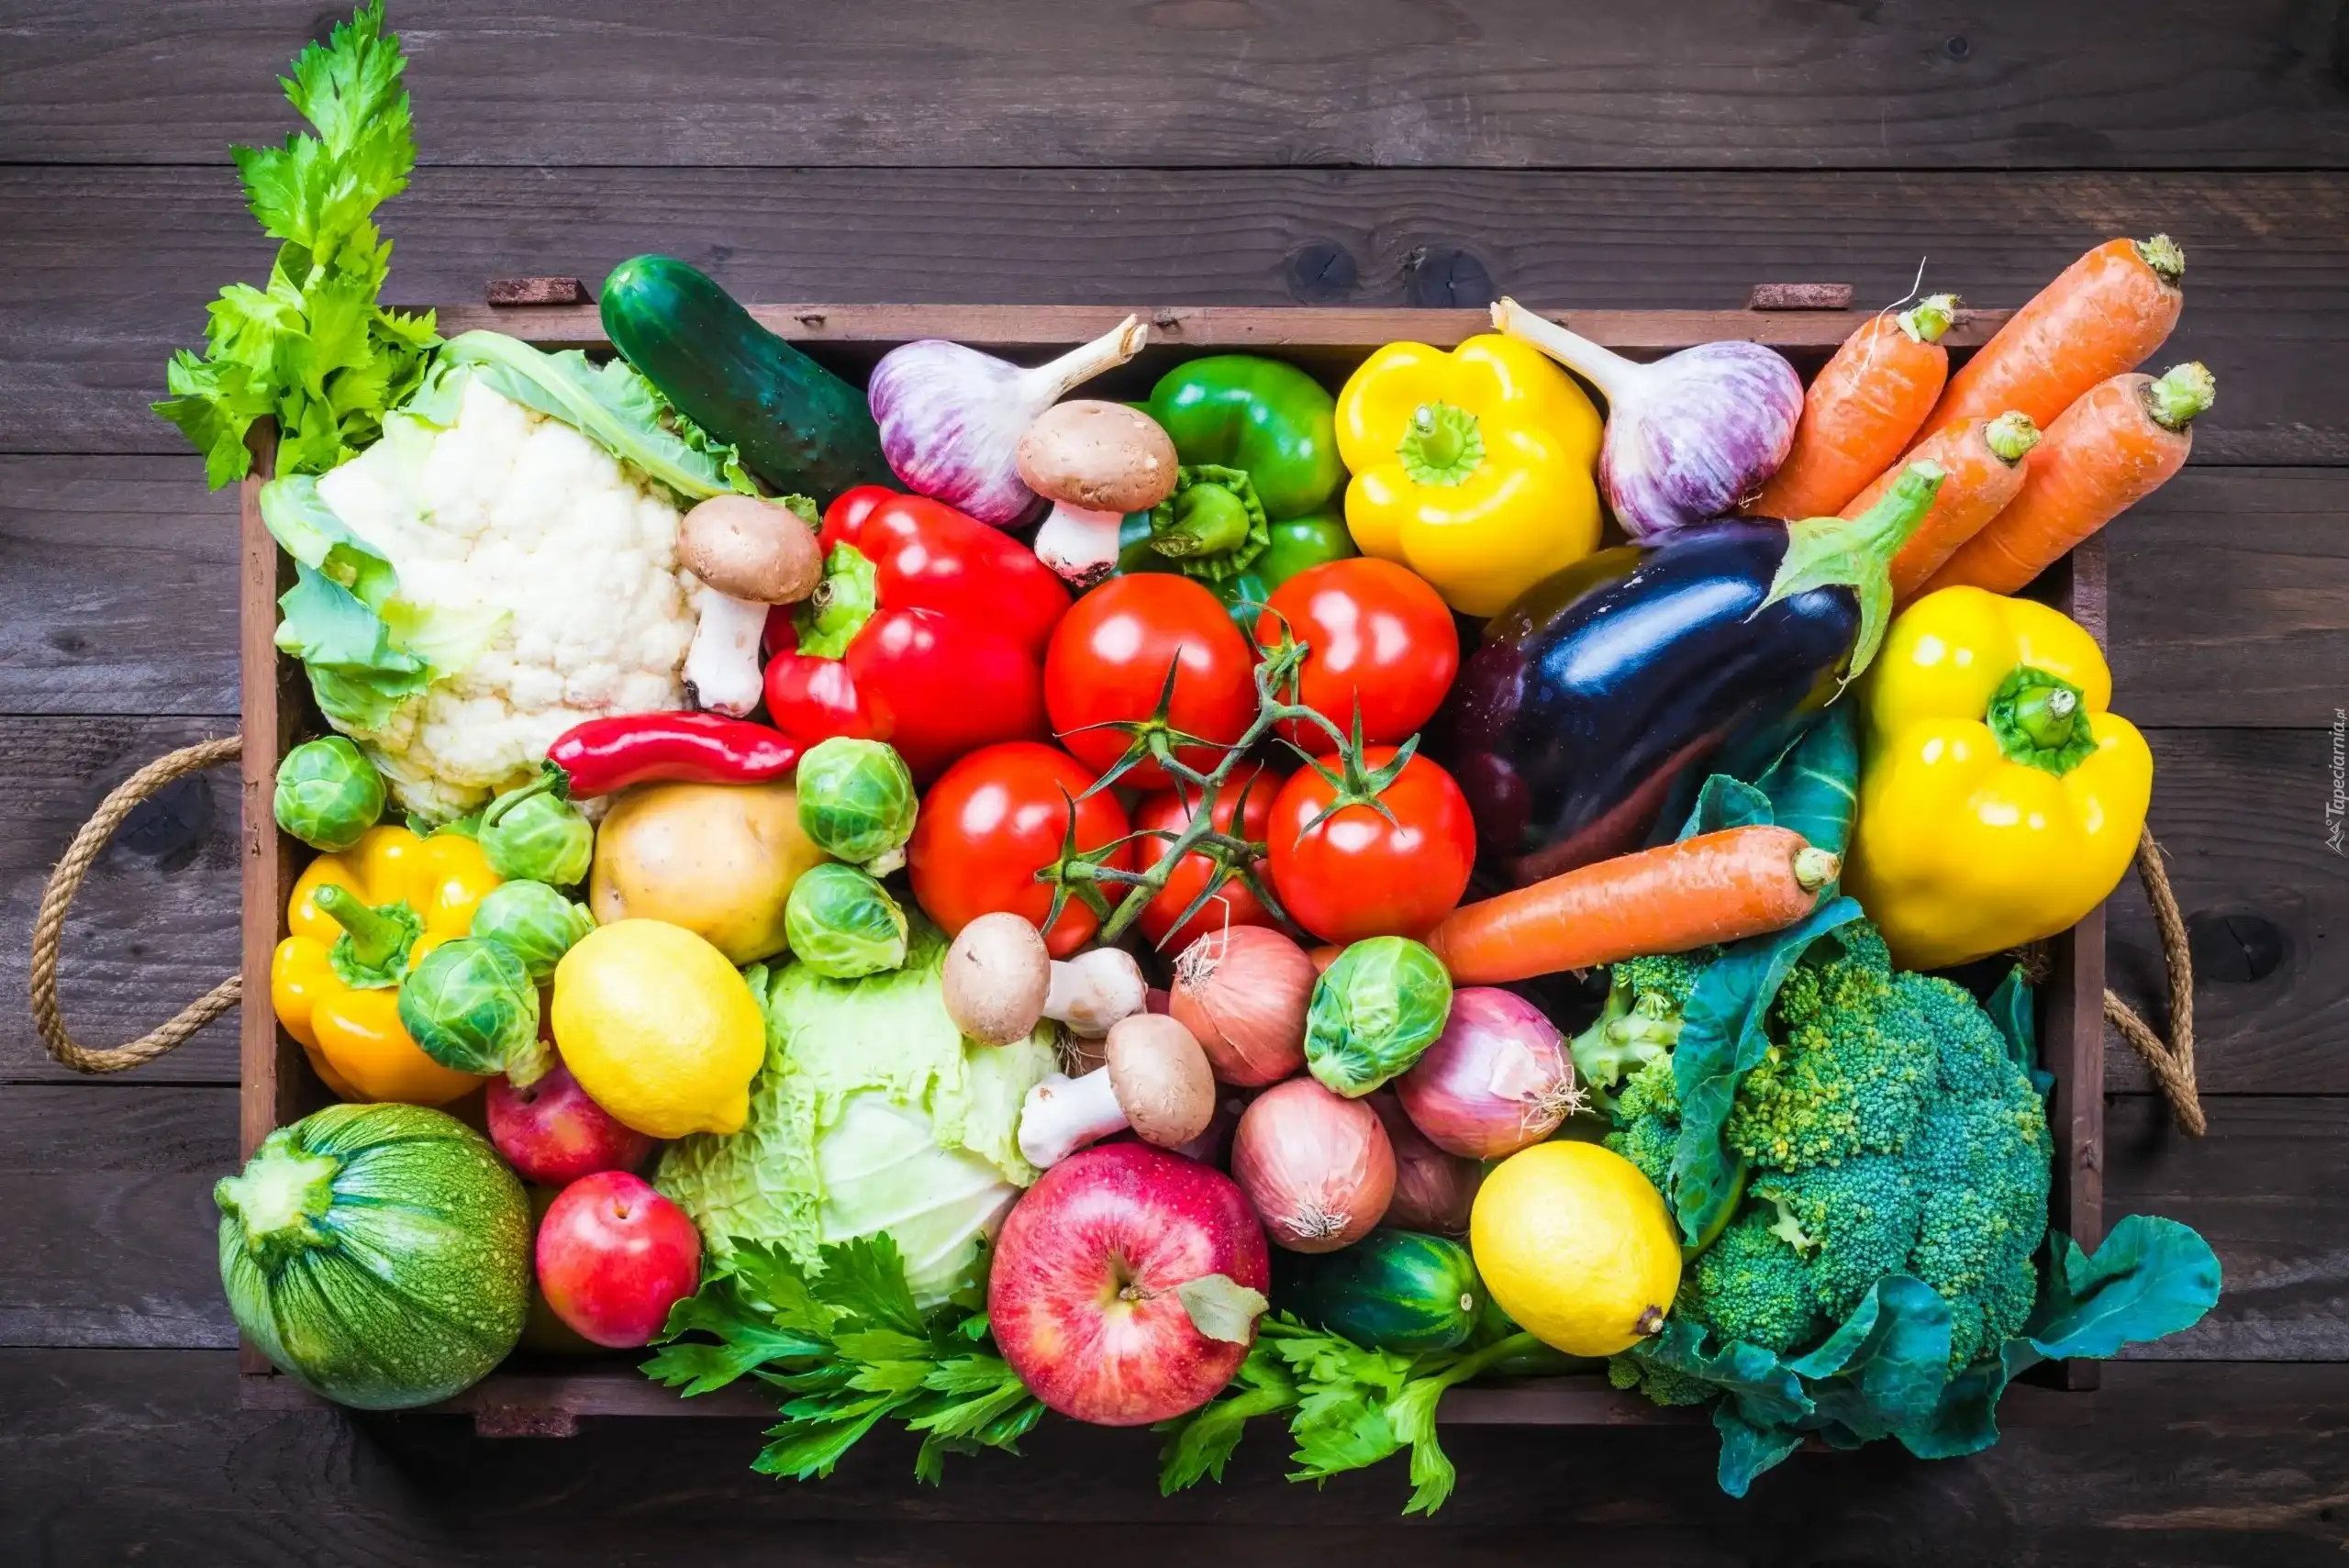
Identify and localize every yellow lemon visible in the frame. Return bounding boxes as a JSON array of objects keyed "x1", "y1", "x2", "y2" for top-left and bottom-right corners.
[
  {"x1": 1469, "y1": 1140, "x2": 1682, "y2": 1356},
  {"x1": 550, "y1": 919, "x2": 765, "y2": 1139}
]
